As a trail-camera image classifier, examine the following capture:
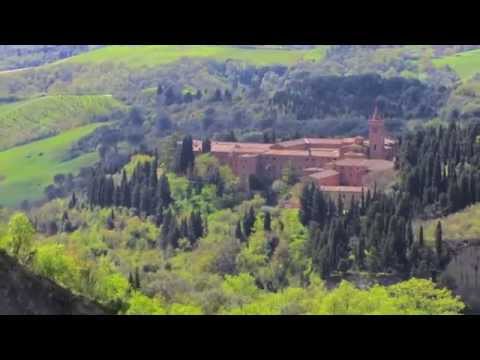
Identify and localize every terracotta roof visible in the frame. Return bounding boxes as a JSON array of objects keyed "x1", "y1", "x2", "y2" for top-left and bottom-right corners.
[
  {"x1": 263, "y1": 149, "x2": 340, "y2": 158},
  {"x1": 304, "y1": 167, "x2": 324, "y2": 172},
  {"x1": 274, "y1": 137, "x2": 358, "y2": 149},
  {"x1": 334, "y1": 159, "x2": 393, "y2": 171},
  {"x1": 274, "y1": 138, "x2": 308, "y2": 148},
  {"x1": 208, "y1": 141, "x2": 272, "y2": 154},
  {"x1": 320, "y1": 186, "x2": 366, "y2": 193},
  {"x1": 309, "y1": 170, "x2": 339, "y2": 179}
]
